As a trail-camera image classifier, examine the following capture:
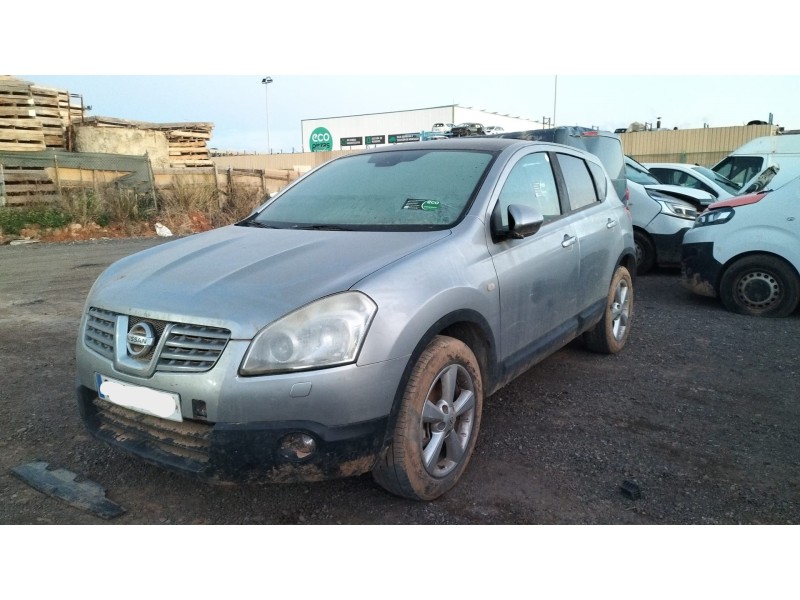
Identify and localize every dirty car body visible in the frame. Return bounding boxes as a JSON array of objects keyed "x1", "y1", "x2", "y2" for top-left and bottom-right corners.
[{"x1": 76, "y1": 138, "x2": 636, "y2": 500}]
